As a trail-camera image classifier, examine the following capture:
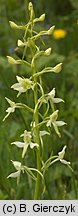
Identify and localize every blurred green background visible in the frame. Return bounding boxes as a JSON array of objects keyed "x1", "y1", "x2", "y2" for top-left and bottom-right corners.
[{"x1": 0, "y1": 0, "x2": 78, "y2": 199}]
